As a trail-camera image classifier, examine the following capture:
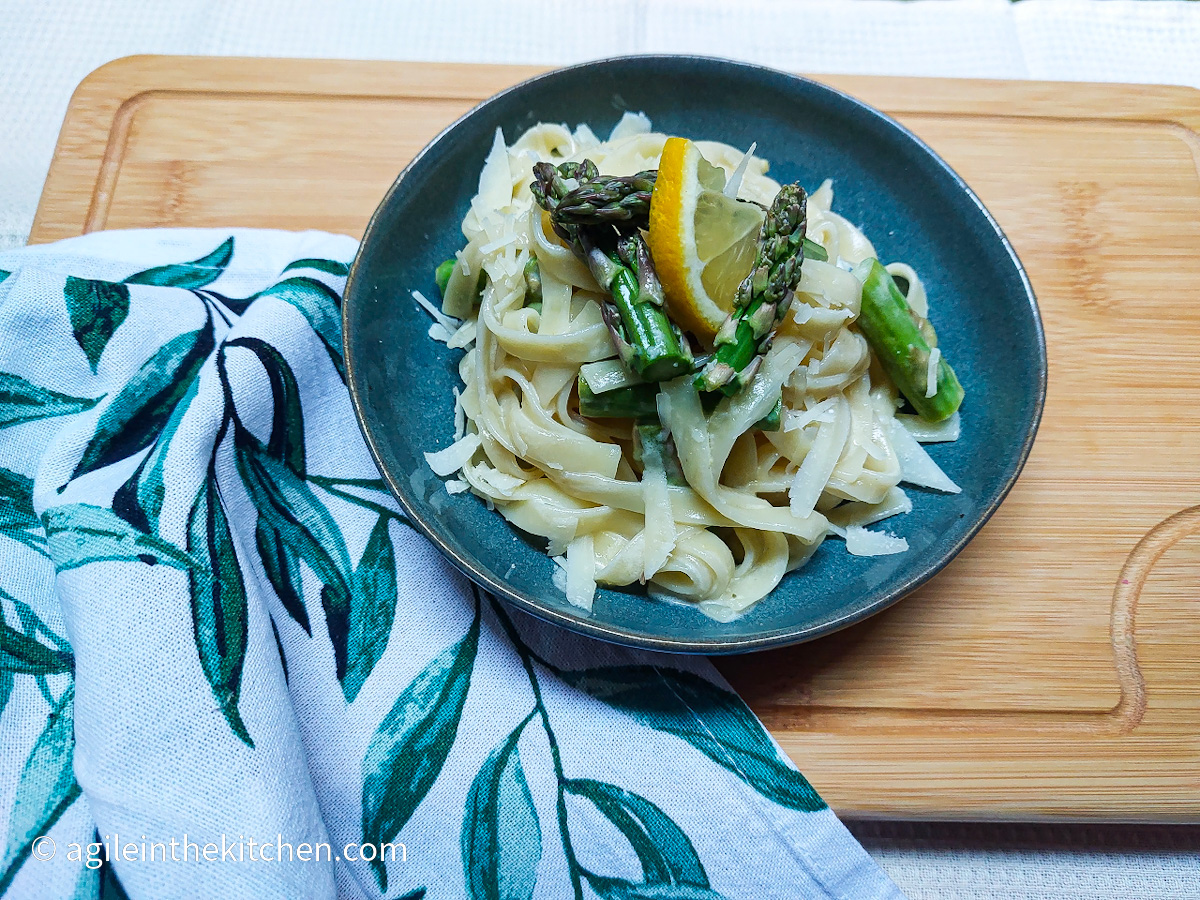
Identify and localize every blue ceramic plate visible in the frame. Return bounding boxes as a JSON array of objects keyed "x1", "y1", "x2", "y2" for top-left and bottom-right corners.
[{"x1": 344, "y1": 55, "x2": 1045, "y2": 654}]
